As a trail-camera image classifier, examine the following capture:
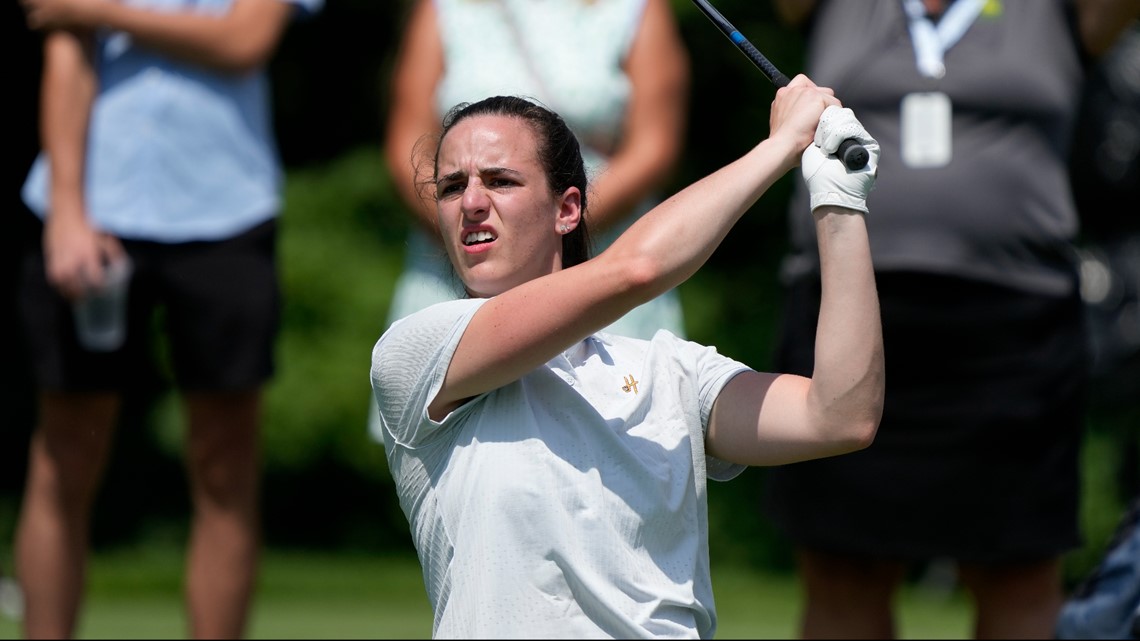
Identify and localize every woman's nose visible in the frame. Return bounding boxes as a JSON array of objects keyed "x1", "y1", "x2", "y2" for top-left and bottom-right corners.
[{"x1": 460, "y1": 182, "x2": 490, "y2": 216}]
